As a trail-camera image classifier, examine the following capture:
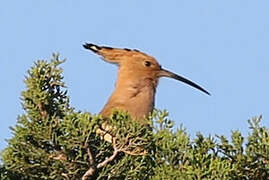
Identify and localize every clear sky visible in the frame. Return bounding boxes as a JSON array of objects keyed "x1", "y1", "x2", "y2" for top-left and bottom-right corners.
[{"x1": 1, "y1": 1, "x2": 269, "y2": 152}]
